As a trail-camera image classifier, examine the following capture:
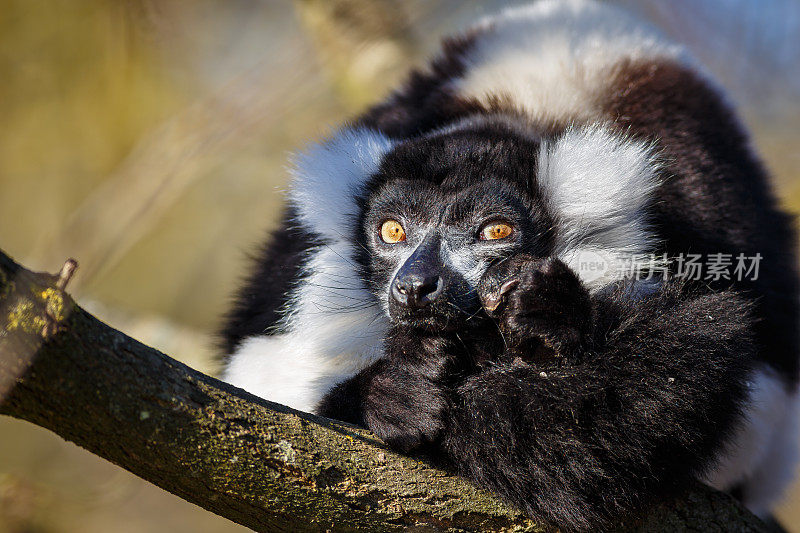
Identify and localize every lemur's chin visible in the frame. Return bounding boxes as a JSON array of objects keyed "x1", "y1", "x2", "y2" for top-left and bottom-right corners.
[
  {"x1": 394, "y1": 317, "x2": 461, "y2": 333},
  {"x1": 388, "y1": 309, "x2": 470, "y2": 333}
]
